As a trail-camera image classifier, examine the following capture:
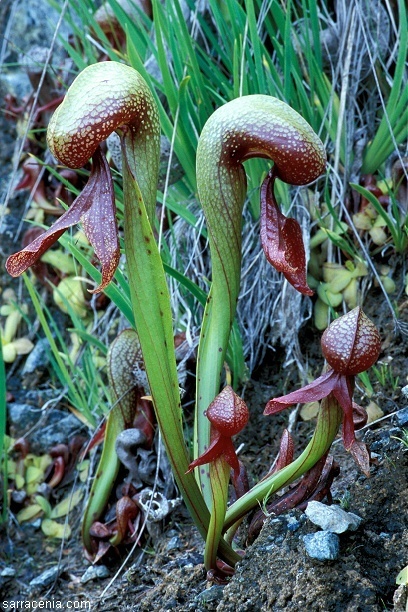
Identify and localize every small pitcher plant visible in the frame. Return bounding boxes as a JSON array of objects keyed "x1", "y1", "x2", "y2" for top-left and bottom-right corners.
[{"x1": 6, "y1": 62, "x2": 381, "y2": 578}]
